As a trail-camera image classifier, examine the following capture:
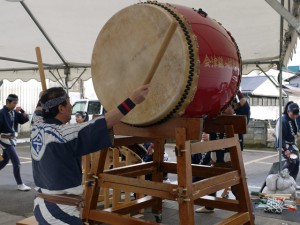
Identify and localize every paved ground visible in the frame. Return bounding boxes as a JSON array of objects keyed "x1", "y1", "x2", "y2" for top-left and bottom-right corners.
[{"x1": 0, "y1": 142, "x2": 299, "y2": 225}]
